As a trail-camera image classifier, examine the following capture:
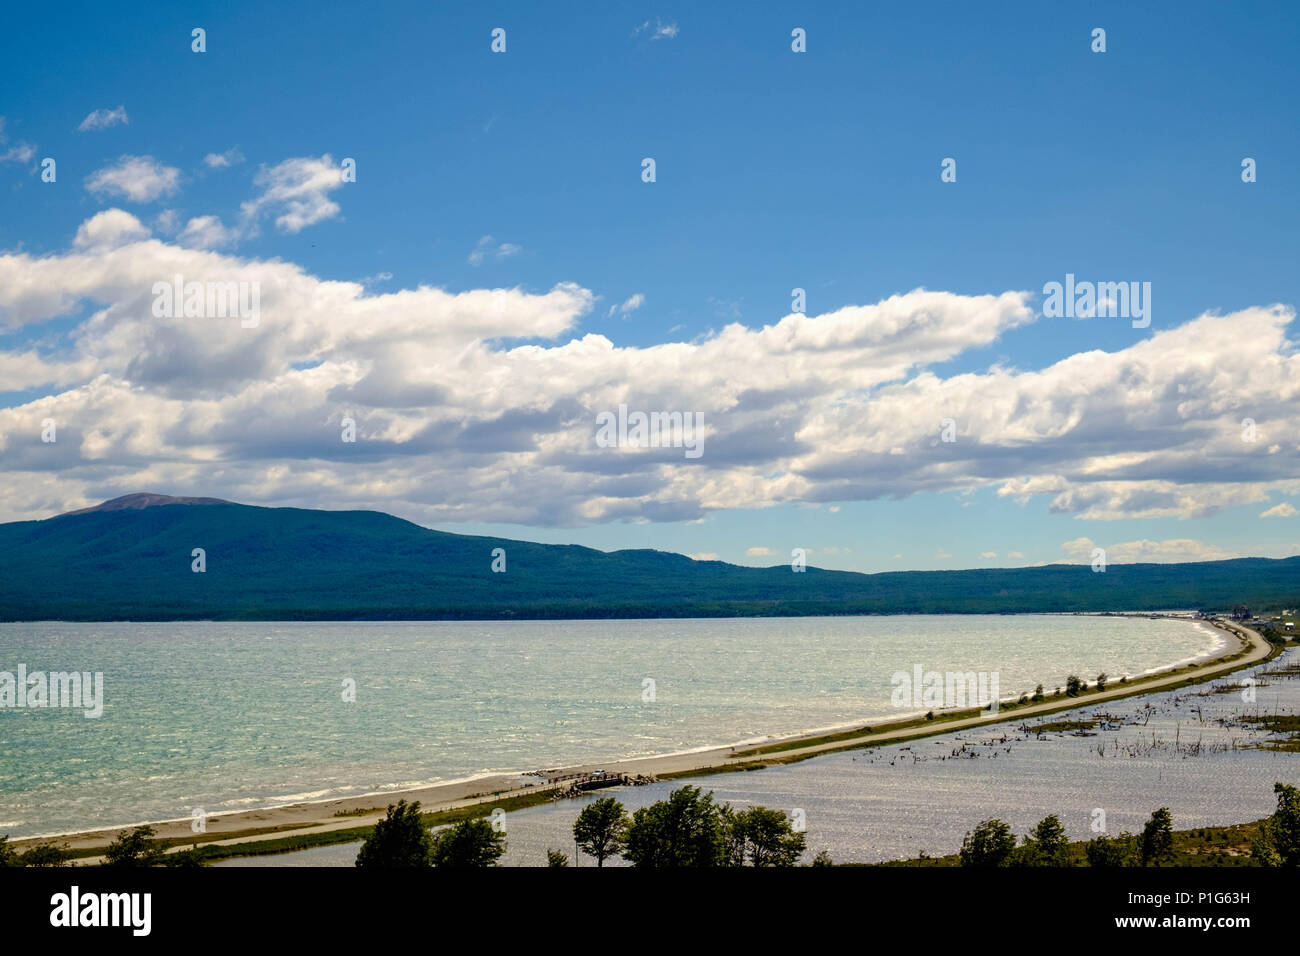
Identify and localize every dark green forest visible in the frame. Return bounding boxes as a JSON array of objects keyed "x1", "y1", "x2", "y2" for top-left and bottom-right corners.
[{"x1": 0, "y1": 500, "x2": 1295, "y2": 621}]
